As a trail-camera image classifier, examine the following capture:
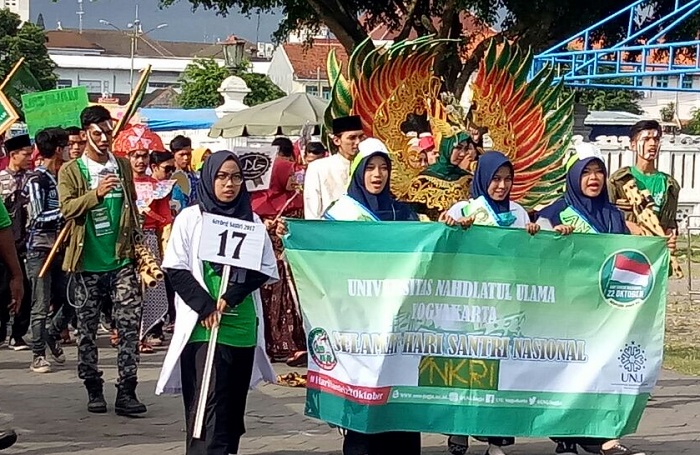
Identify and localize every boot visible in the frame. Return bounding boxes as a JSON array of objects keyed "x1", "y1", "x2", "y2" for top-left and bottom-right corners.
[
  {"x1": 115, "y1": 379, "x2": 147, "y2": 416},
  {"x1": 85, "y1": 379, "x2": 107, "y2": 413}
]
